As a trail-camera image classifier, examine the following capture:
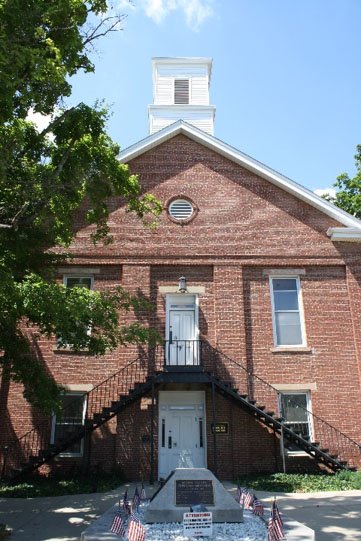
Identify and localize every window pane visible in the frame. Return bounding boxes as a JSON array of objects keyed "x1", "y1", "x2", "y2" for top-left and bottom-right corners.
[
  {"x1": 281, "y1": 394, "x2": 308, "y2": 422},
  {"x1": 281, "y1": 393, "x2": 311, "y2": 447},
  {"x1": 54, "y1": 424, "x2": 82, "y2": 454},
  {"x1": 53, "y1": 394, "x2": 85, "y2": 455},
  {"x1": 60, "y1": 395, "x2": 84, "y2": 422},
  {"x1": 275, "y1": 312, "x2": 302, "y2": 345},
  {"x1": 273, "y1": 279, "x2": 297, "y2": 291},
  {"x1": 274, "y1": 290, "x2": 299, "y2": 311},
  {"x1": 66, "y1": 277, "x2": 92, "y2": 289}
]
